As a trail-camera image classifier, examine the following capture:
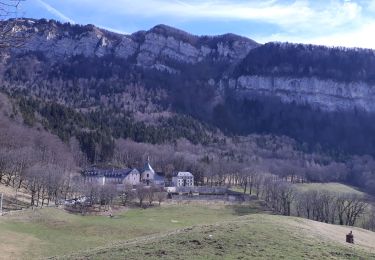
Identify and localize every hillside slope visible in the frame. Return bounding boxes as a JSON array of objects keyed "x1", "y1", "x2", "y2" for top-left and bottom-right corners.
[
  {"x1": 3, "y1": 19, "x2": 375, "y2": 158},
  {"x1": 62, "y1": 214, "x2": 375, "y2": 260}
]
